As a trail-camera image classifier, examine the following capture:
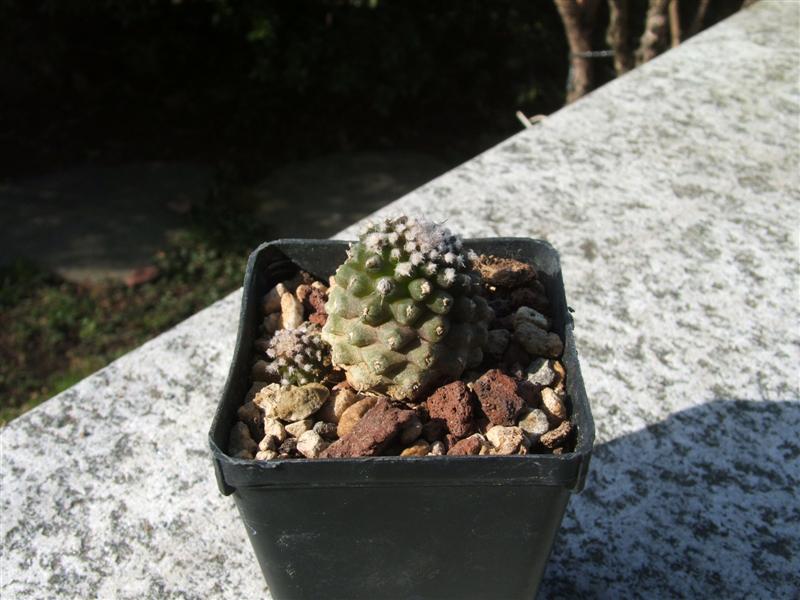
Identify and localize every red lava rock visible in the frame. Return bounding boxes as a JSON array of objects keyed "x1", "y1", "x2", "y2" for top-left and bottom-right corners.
[
  {"x1": 447, "y1": 436, "x2": 484, "y2": 456},
  {"x1": 321, "y1": 398, "x2": 416, "y2": 458},
  {"x1": 237, "y1": 401, "x2": 265, "y2": 441},
  {"x1": 540, "y1": 420, "x2": 573, "y2": 449},
  {"x1": 426, "y1": 381, "x2": 476, "y2": 439},
  {"x1": 475, "y1": 255, "x2": 535, "y2": 288},
  {"x1": 474, "y1": 369, "x2": 525, "y2": 426}
]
